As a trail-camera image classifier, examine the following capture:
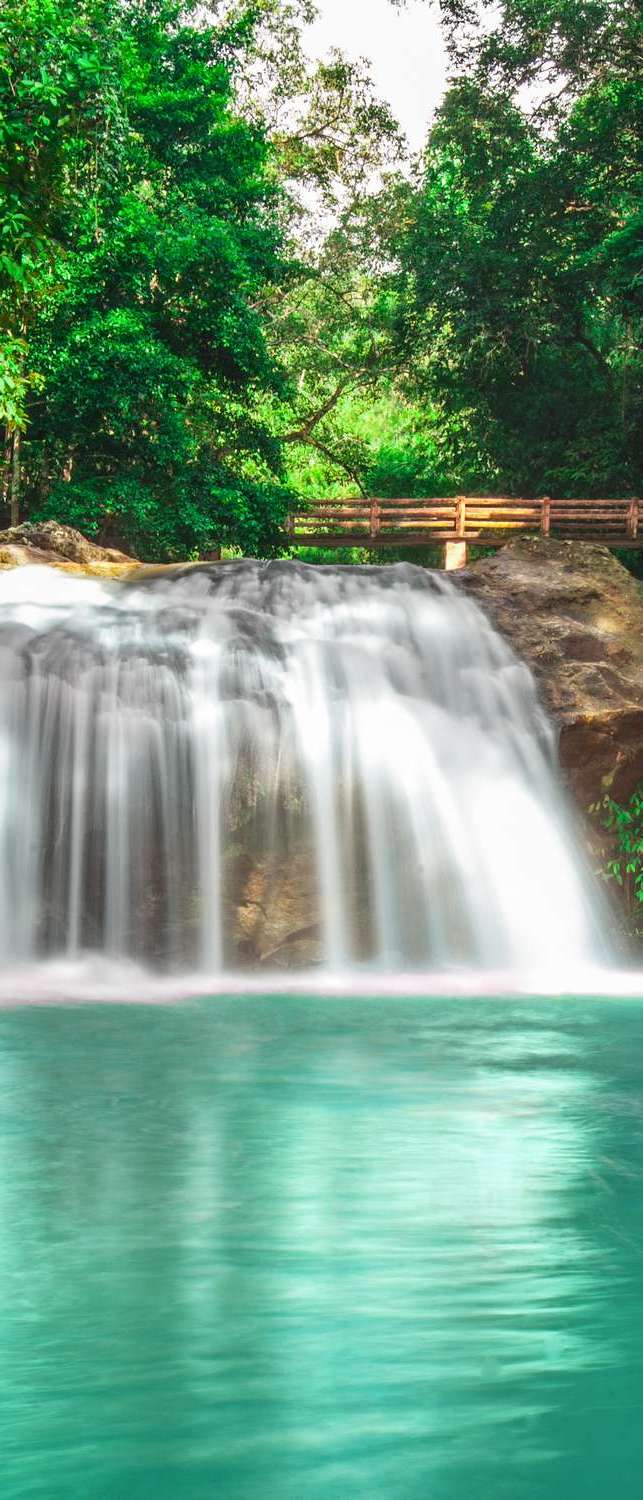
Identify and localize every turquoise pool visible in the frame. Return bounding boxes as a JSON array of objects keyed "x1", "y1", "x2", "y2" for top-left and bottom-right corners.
[{"x1": 2, "y1": 996, "x2": 642, "y2": 1497}]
